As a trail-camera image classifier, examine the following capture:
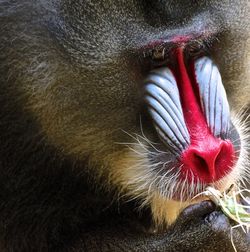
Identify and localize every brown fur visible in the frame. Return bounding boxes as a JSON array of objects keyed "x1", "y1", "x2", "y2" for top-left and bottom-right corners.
[{"x1": 0, "y1": 0, "x2": 249, "y2": 251}]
